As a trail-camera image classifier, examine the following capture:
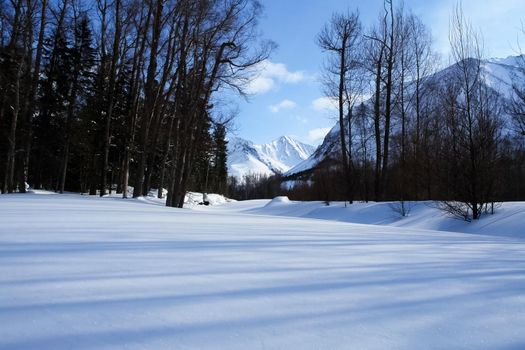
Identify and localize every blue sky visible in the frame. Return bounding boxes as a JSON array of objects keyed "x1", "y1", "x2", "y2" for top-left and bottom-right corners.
[{"x1": 227, "y1": 0, "x2": 525, "y2": 146}]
